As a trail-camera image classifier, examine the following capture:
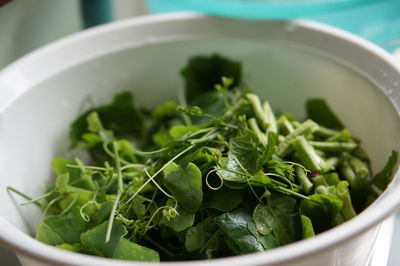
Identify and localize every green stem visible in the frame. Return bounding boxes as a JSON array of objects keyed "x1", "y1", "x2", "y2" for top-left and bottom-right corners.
[
  {"x1": 309, "y1": 141, "x2": 357, "y2": 152},
  {"x1": 124, "y1": 145, "x2": 195, "y2": 205},
  {"x1": 105, "y1": 141, "x2": 123, "y2": 243},
  {"x1": 277, "y1": 120, "x2": 318, "y2": 157},
  {"x1": 295, "y1": 166, "x2": 313, "y2": 194},
  {"x1": 7, "y1": 186, "x2": 41, "y2": 208}
]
